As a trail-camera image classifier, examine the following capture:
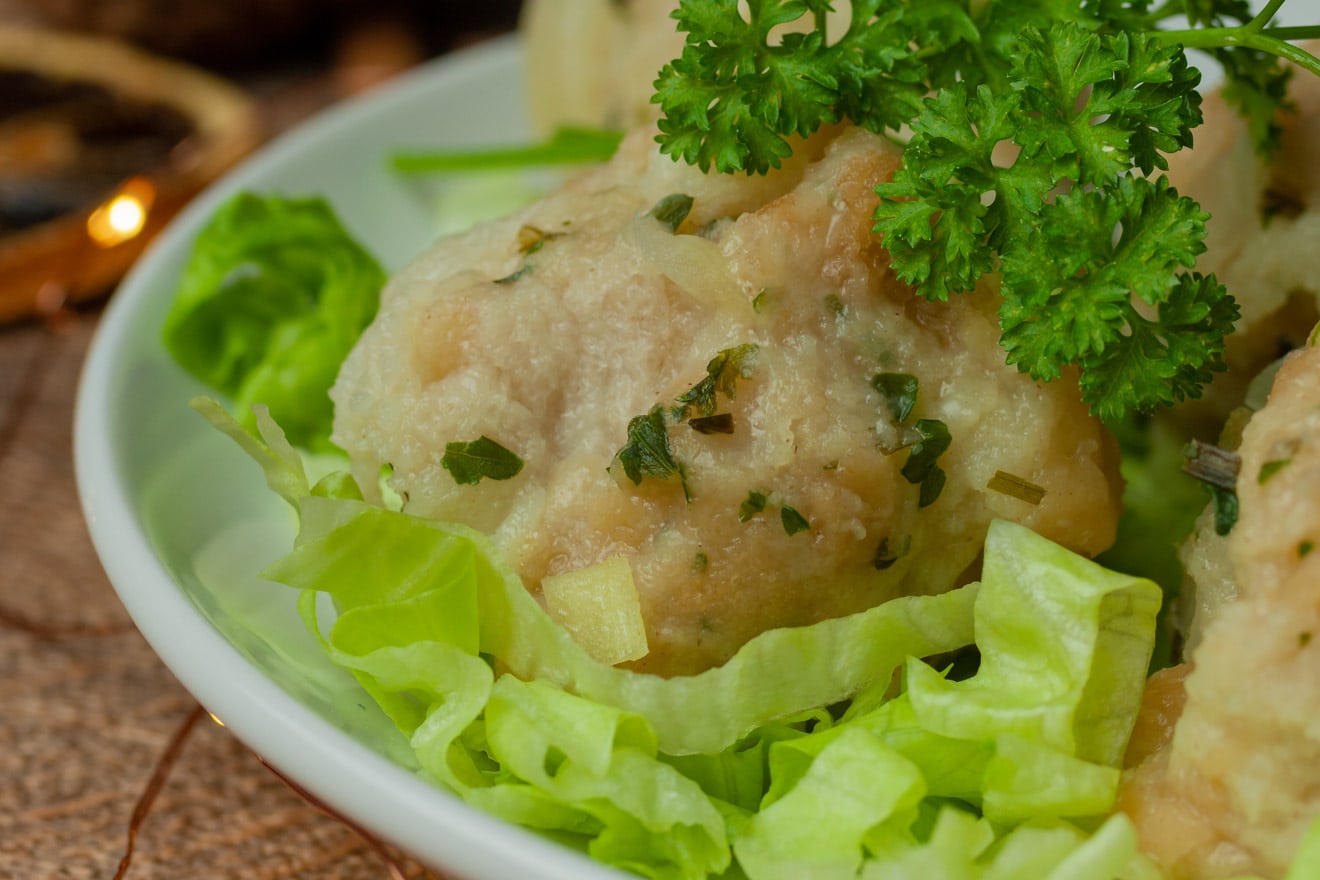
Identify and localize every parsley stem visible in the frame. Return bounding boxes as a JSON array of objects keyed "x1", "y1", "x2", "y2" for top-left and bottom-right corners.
[
  {"x1": 1143, "y1": 1, "x2": 1181, "y2": 25},
  {"x1": 1154, "y1": 26, "x2": 1320, "y2": 79},
  {"x1": 1249, "y1": 0, "x2": 1289, "y2": 32},
  {"x1": 1261, "y1": 25, "x2": 1320, "y2": 40}
]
